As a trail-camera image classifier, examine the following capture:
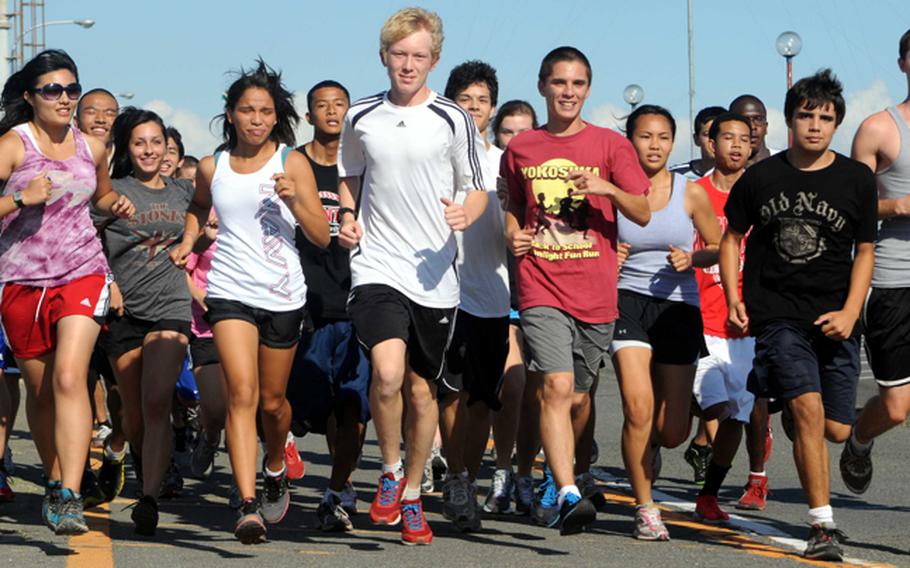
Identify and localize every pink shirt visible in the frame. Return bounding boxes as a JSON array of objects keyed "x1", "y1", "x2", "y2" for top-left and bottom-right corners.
[
  {"x1": 186, "y1": 242, "x2": 216, "y2": 338},
  {"x1": 0, "y1": 124, "x2": 108, "y2": 286}
]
